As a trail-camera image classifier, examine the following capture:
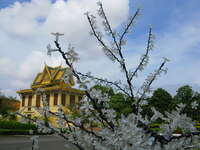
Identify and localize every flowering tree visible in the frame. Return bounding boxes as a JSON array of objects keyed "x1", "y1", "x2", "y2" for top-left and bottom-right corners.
[{"x1": 18, "y1": 2, "x2": 200, "y2": 150}]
